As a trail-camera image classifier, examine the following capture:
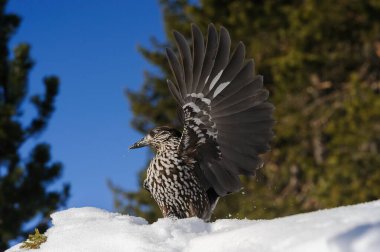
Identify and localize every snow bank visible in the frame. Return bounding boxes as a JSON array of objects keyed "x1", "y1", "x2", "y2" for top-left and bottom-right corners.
[{"x1": 7, "y1": 200, "x2": 380, "y2": 252}]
